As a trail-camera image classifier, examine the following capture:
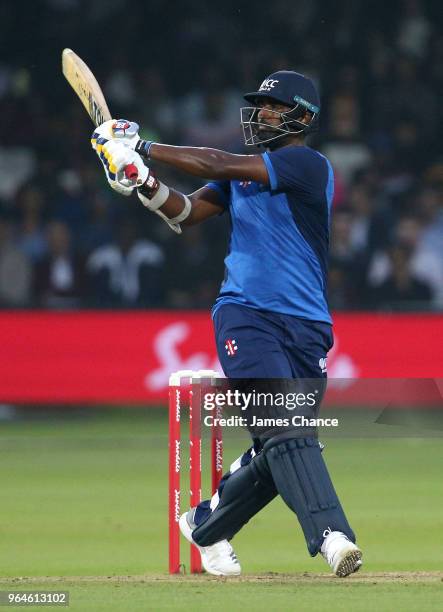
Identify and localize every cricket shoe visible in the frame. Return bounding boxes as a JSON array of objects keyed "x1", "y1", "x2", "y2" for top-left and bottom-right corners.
[
  {"x1": 179, "y1": 509, "x2": 241, "y2": 576},
  {"x1": 321, "y1": 529, "x2": 363, "y2": 577}
]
